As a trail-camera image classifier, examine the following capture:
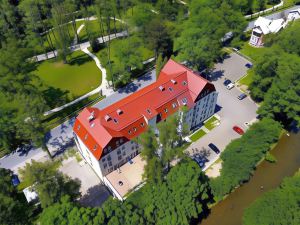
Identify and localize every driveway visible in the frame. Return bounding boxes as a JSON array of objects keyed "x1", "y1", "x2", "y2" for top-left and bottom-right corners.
[
  {"x1": 187, "y1": 53, "x2": 258, "y2": 169},
  {"x1": 59, "y1": 156, "x2": 110, "y2": 207}
]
